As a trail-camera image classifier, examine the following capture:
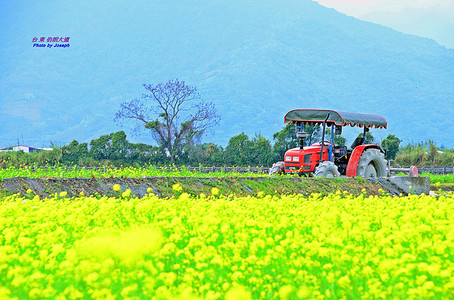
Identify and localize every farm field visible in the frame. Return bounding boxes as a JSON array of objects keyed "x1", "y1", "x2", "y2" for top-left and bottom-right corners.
[
  {"x1": 0, "y1": 166, "x2": 268, "y2": 180},
  {"x1": 425, "y1": 173, "x2": 454, "y2": 184},
  {"x1": 0, "y1": 189, "x2": 453, "y2": 299},
  {"x1": 0, "y1": 166, "x2": 452, "y2": 184}
]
